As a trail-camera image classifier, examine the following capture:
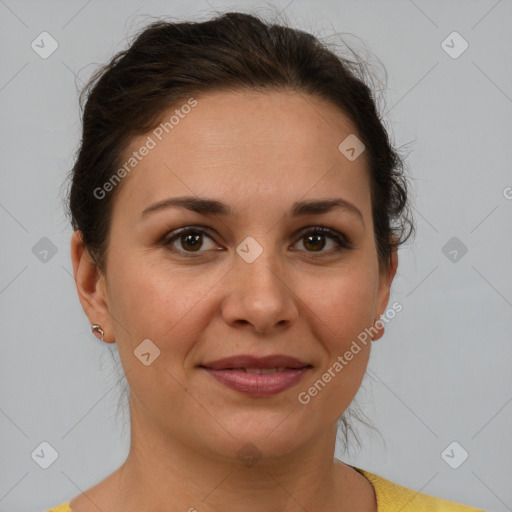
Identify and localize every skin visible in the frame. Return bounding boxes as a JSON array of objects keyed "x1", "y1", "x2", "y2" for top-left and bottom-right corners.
[{"x1": 70, "y1": 88, "x2": 398, "y2": 511}]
